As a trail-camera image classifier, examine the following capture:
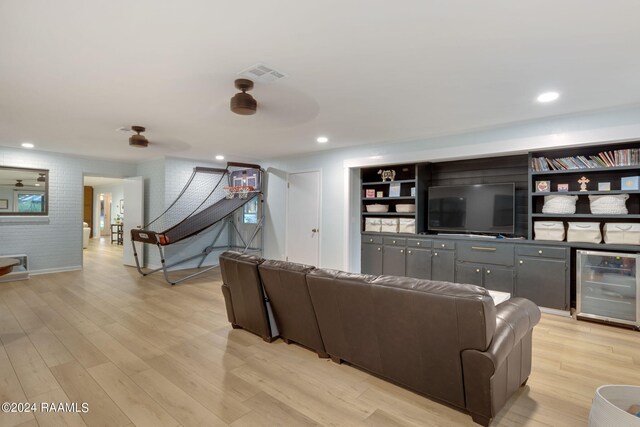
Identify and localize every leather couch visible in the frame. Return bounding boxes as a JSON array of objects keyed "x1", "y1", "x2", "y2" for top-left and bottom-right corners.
[{"x1": 219, "y1": 251, "x2": 541, "y2": 426}]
